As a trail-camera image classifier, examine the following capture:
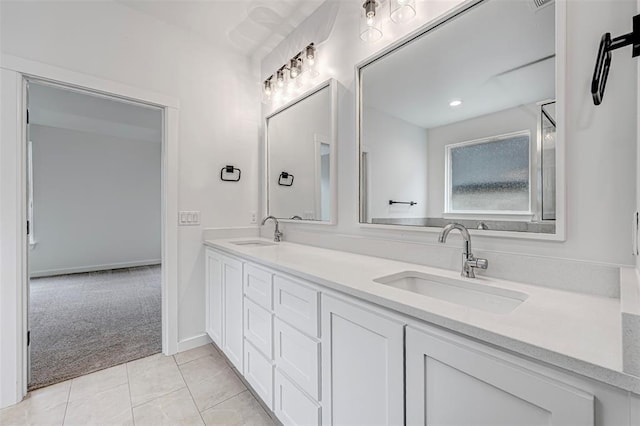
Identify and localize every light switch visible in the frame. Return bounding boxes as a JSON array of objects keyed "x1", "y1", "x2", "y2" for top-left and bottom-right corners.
[{"x1": 179, "y1": 211, "x2": 201, "y2": 226}]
